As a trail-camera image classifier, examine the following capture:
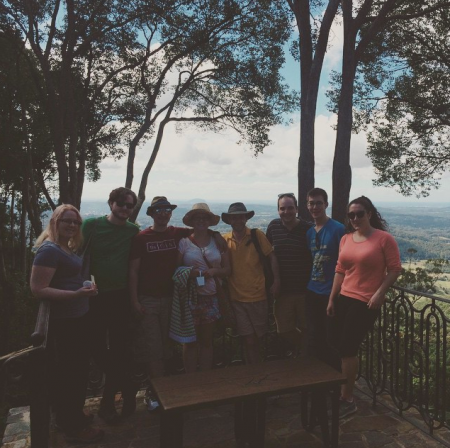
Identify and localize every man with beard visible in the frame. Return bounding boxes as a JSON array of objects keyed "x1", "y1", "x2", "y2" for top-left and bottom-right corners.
[{"x1": 82, "y1": 187, "x2": 139, "y2": 423}]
